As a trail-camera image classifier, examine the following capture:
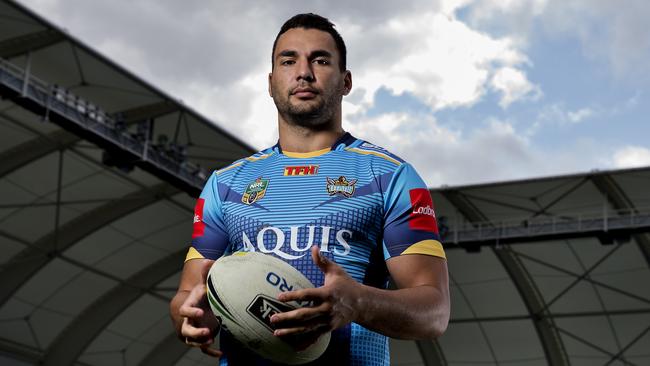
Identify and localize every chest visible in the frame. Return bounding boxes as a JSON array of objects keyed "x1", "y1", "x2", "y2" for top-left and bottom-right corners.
[{"x1": 219, "y1": 158, "x2": 385, "y2": 259}]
